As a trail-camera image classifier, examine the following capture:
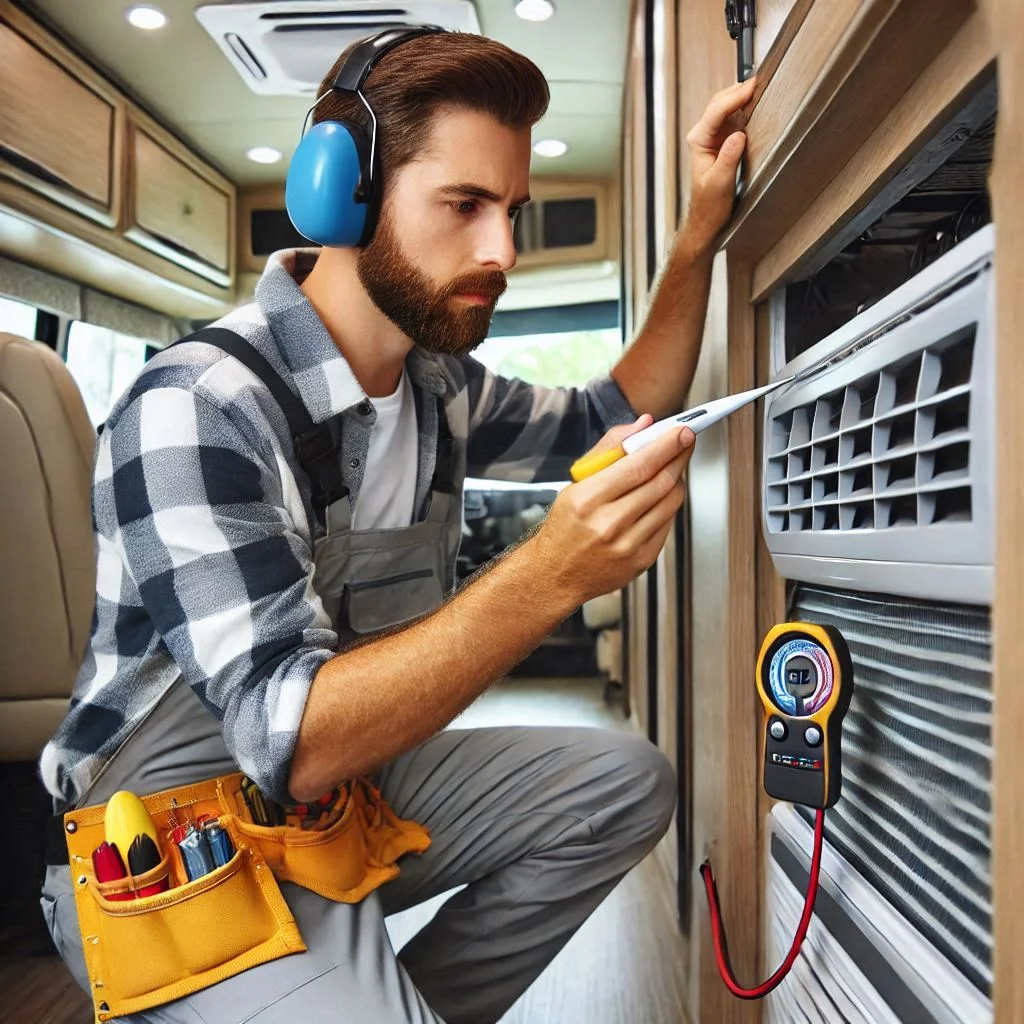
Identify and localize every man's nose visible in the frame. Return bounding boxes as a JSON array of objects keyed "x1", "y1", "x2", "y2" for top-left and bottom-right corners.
[{"x1": 476, "y1": 212, "x2": 518, "y2": 272}]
